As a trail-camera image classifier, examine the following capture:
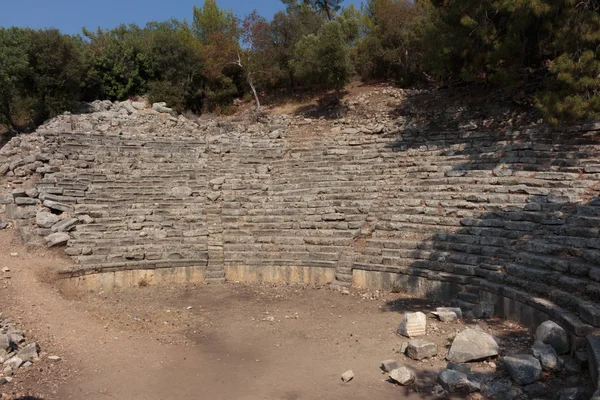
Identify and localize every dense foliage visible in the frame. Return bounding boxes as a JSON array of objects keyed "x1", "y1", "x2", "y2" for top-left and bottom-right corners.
[{"x1": 1, "y1": 0, "x2": 599, "y2": 129}]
